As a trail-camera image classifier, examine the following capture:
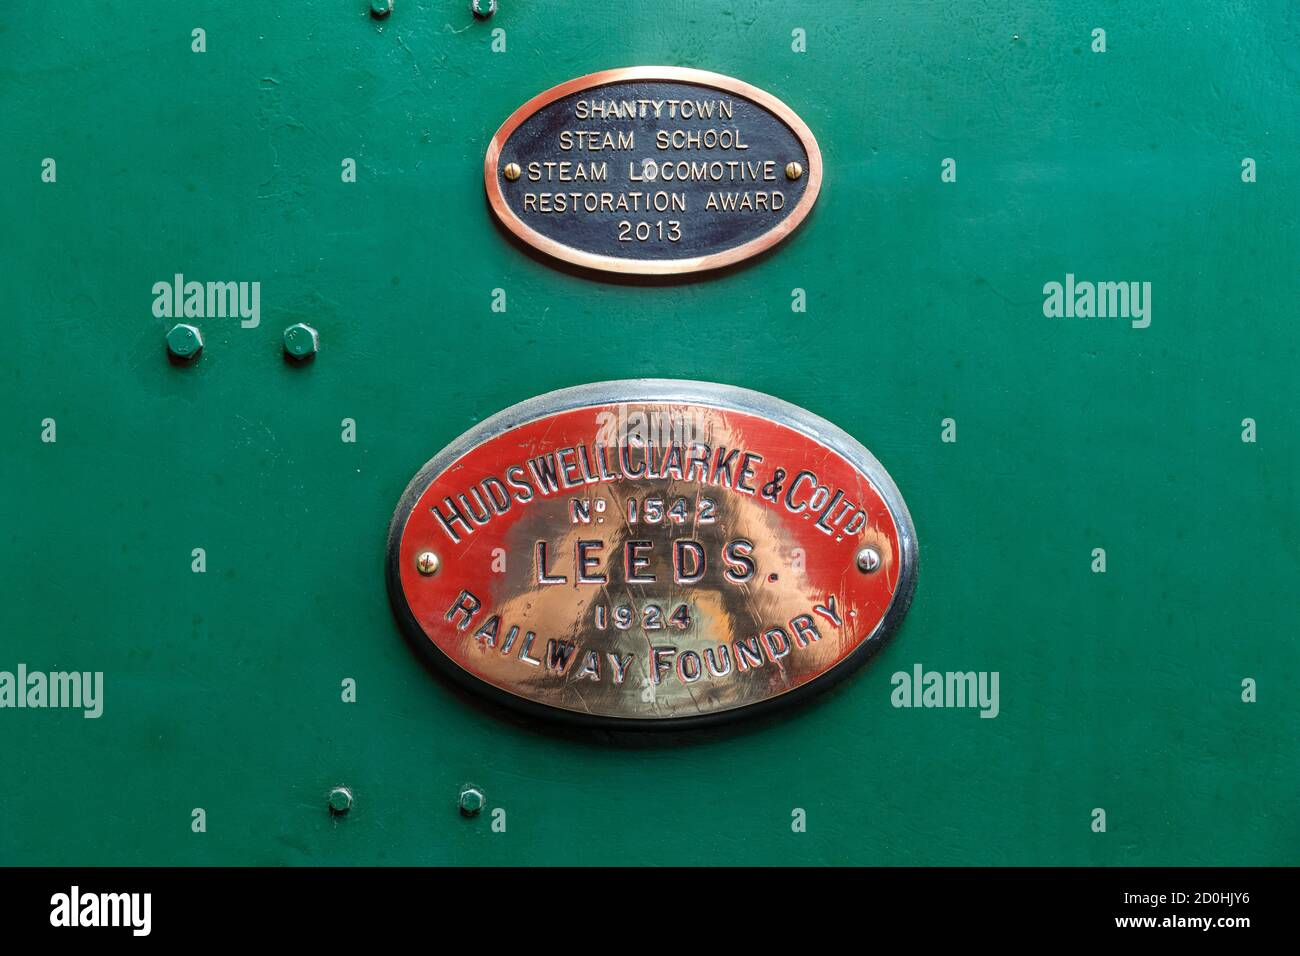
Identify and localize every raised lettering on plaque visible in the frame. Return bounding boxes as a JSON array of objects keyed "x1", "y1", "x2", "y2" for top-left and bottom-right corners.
[{"x1": 387, "y1": 381, "x2": 917, "y2": 728}]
